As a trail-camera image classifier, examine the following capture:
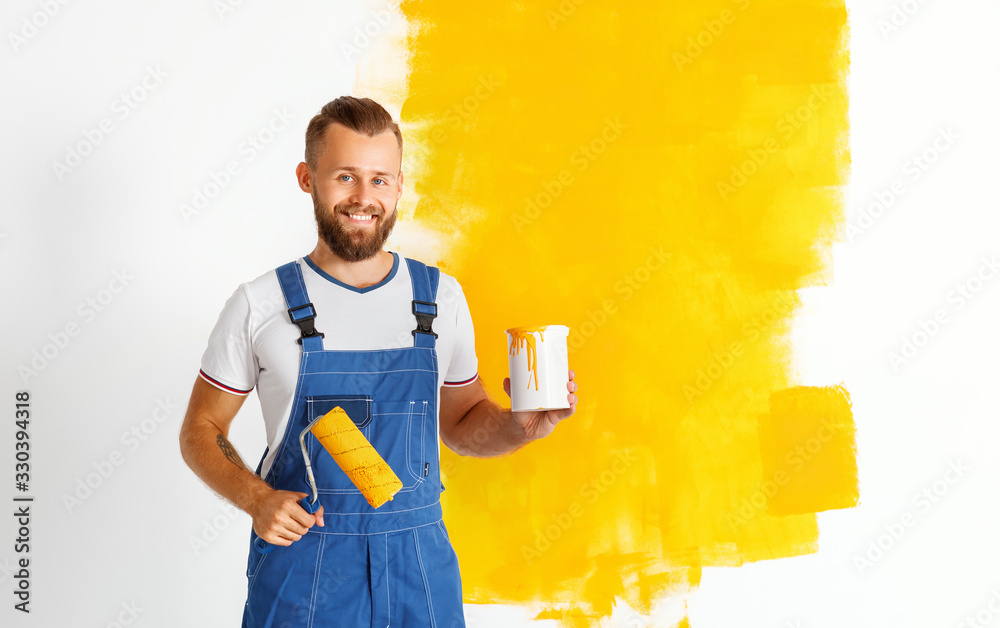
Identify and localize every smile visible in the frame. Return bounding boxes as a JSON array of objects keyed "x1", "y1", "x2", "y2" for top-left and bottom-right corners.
[{"x1": 344, "y1": 213, "x2": 377, "y2": 223}]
